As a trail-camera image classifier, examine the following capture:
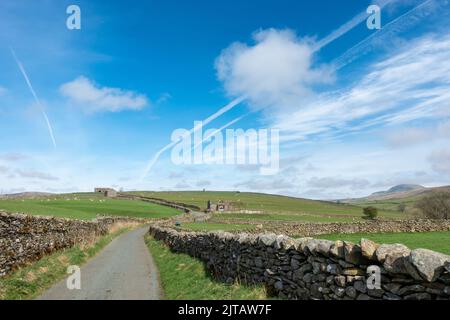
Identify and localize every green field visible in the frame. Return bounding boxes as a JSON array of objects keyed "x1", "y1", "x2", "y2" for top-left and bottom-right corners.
[
  {"x1": 0, "y1": 195, "x2": 180, "y2": 220},
  {"x1": 211, "y1": 212, "x2": 361, "y2": 223},
  {"x1": 350, "y1": 196, "x2": 422, "y2": 212},
  {"x1": 128, "y1": 191, "x2": 404, "y2": 222},
  {"x1": 1, "y1": 191, "x2": 407, "y2": 222},
  {"x1": 181, "y1": 222, "x2": 257, "y2": 232},
  {"x1": 146, "y1": 236, "x2": 268, "y2": 300},
  {"x1": 320, "y1": 231, "x2": 450, "y2": 255}
]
